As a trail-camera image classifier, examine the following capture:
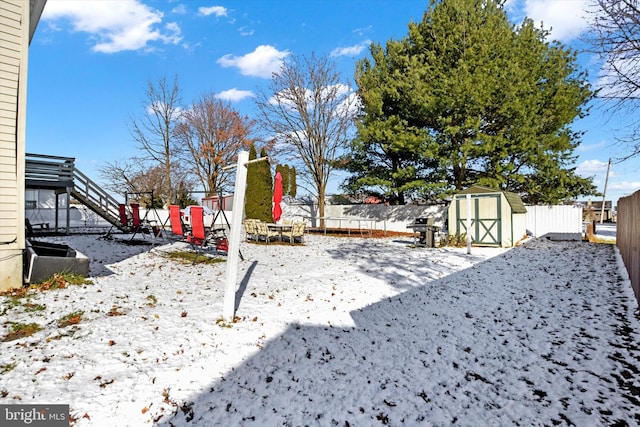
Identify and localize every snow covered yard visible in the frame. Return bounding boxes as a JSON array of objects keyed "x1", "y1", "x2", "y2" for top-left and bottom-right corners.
[{"x1": 0, "y1": 233, "x2": 638, "y2": 426}]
